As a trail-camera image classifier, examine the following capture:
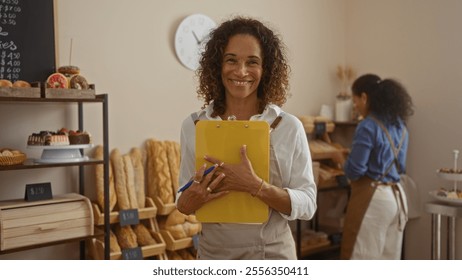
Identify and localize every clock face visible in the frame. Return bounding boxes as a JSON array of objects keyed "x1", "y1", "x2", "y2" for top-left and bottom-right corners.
[{"x1": 174, "y1": 14, "x2": 216, "y2": 71}]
